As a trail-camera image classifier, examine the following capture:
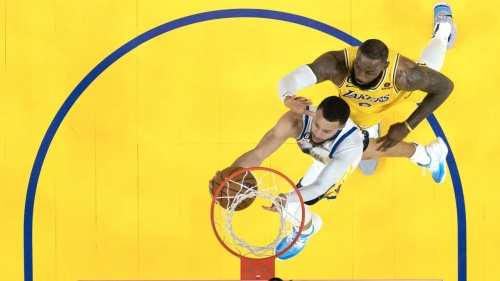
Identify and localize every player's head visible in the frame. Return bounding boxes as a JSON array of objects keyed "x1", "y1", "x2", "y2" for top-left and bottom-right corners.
[
  {"x1": 311, "y1": 96, "x2": 350, "y2": 145},
  {"x1": 351, "y1": 39, "x2": 389, "y2": 90}
]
